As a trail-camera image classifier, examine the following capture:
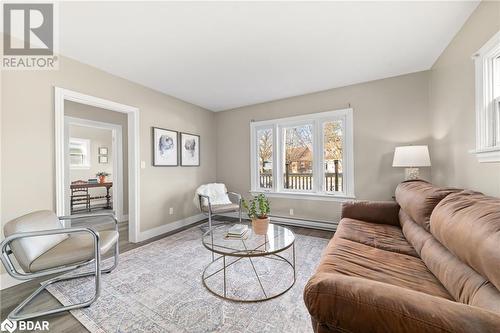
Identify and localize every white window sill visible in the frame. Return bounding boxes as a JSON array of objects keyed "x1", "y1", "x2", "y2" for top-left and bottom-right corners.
[
  {"x1": 250, "y1": 190, "x2": 355, "y2": 202},
  {"x1": 70, "y1": 165, "x2": 91, "y2": 170},
  {"x1": 469, "y1": 146, "x2": 500, "y2": 163}
]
